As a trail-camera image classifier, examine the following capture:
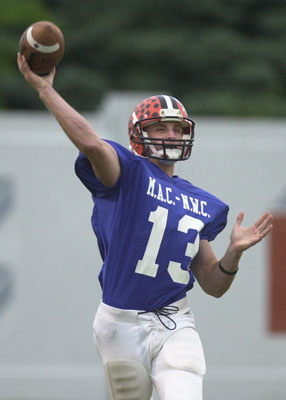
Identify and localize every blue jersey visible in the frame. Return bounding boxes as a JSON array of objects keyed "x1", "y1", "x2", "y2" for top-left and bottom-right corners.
[{"x1": 75, "y1": 141, "x2": 229, "y2": 311}]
